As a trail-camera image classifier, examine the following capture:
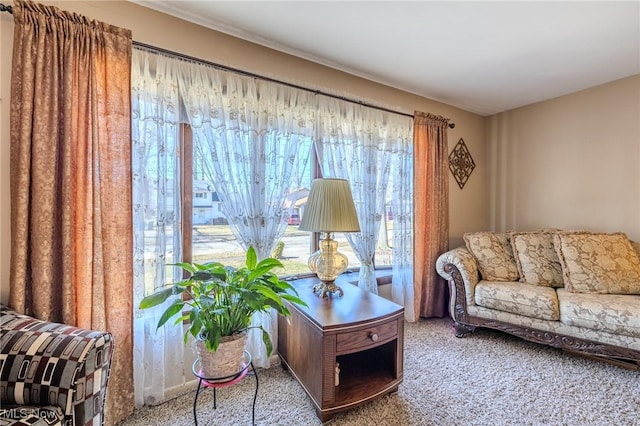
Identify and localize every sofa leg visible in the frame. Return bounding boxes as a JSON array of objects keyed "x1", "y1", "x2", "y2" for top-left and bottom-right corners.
[{"x1": 454, "y1": 322, "x2": 475, "y2": 338}]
